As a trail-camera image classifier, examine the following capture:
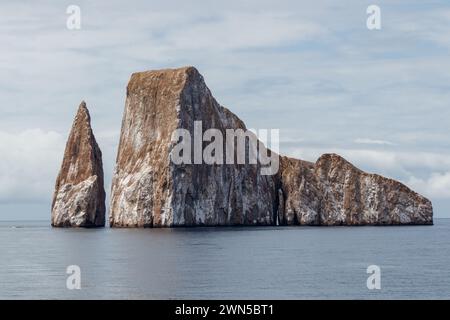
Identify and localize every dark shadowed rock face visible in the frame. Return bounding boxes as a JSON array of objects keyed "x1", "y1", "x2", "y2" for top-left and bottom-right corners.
[
  {"x1": 278, "y1": 157, "x2": 321, "y2": 225},
  {"x1": 51, "y1": 102, "x2": 105, "y2": 227},
  {"x1": 110, "y1": 66, "x2": 433, "y2": 227}
]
